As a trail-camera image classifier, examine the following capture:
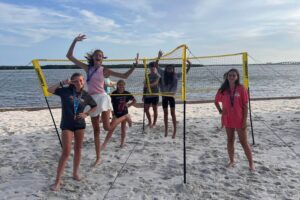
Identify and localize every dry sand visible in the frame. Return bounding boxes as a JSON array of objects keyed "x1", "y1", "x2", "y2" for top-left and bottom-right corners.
[{"x1": 0, "y1": 99, "x2": 299, "y2": 199}]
